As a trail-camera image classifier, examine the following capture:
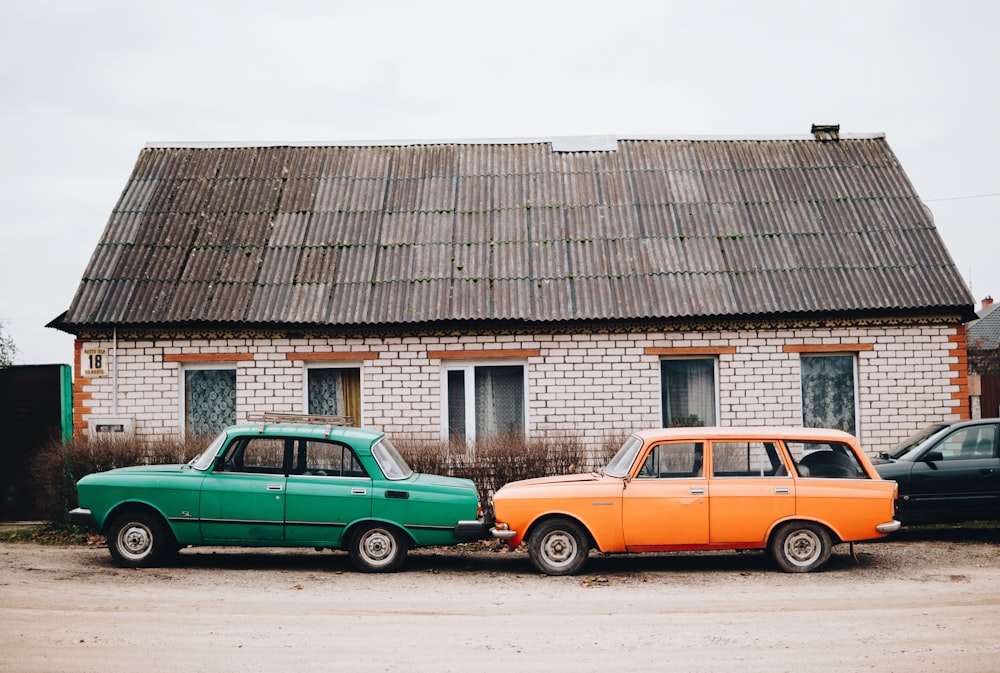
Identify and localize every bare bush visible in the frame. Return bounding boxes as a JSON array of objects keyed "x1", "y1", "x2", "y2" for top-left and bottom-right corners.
[
  {"x1": 395, "y1": 431, "x2": 587, "y2": 514},
  {"x1": 31, "y1": 434, "x2": 212, "y2": 525}
]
